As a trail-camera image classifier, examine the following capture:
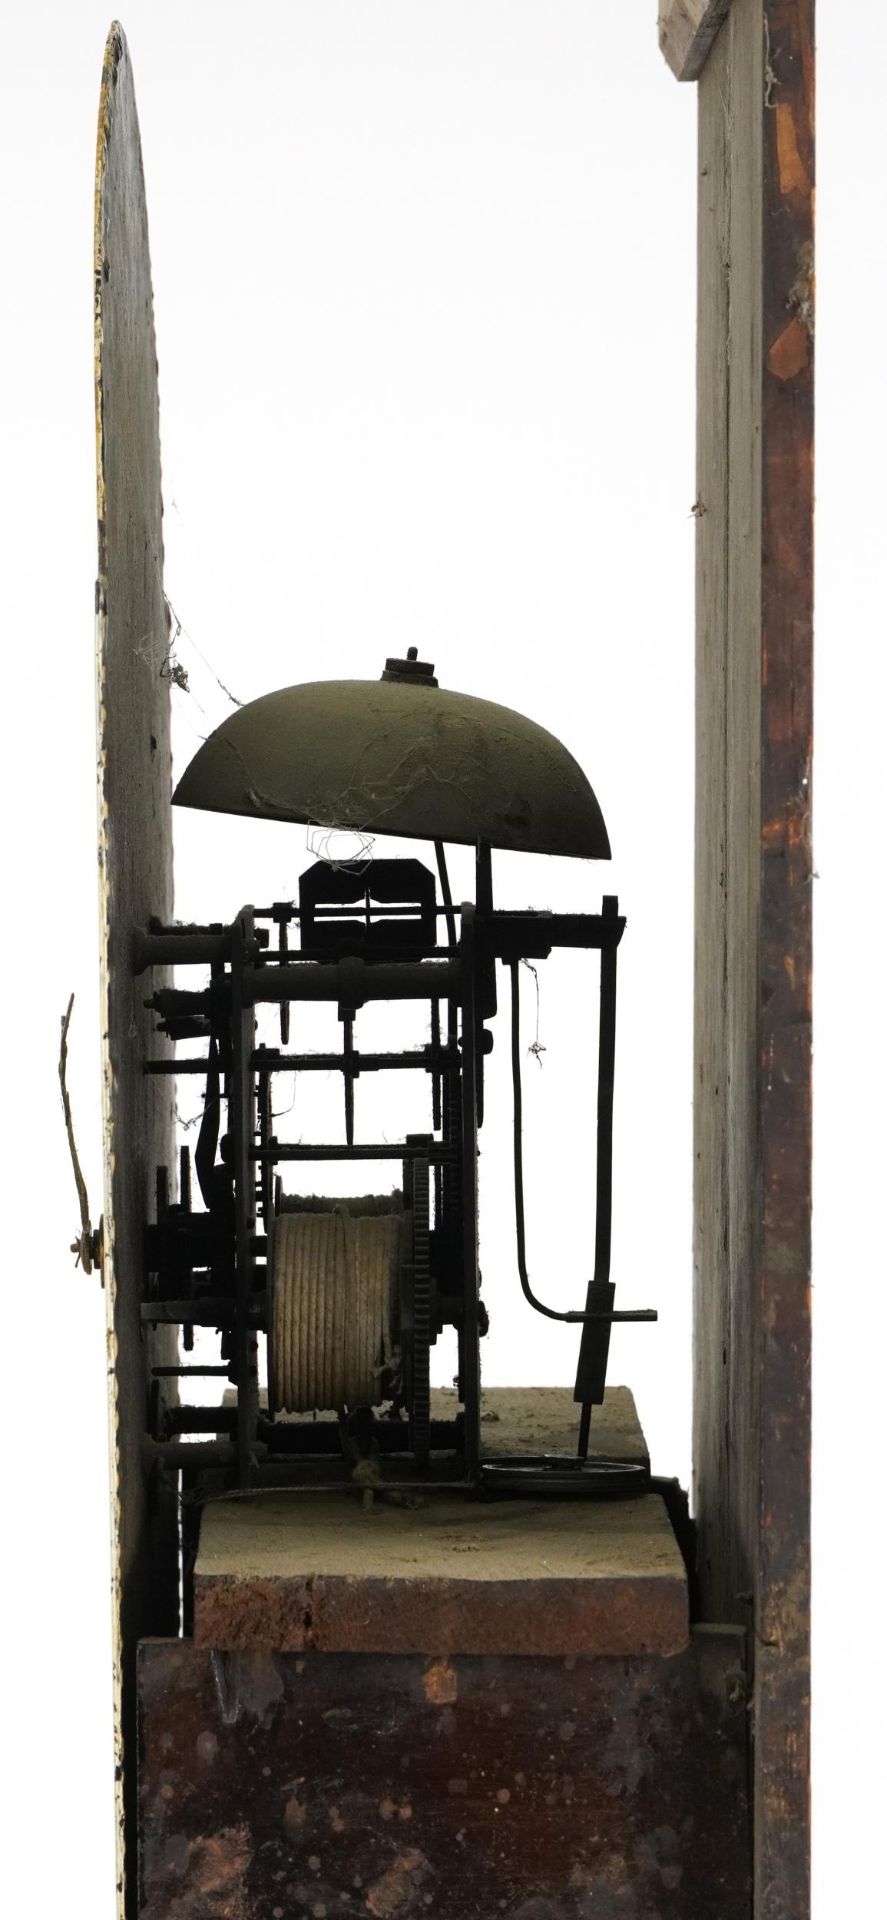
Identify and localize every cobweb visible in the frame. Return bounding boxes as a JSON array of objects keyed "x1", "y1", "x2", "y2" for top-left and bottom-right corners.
[{"x1": 306, "y1": 823, "x2": 376, "y2": 872}]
